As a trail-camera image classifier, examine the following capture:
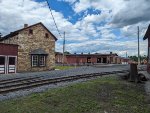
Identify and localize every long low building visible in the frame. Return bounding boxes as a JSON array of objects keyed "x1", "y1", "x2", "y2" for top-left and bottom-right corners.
[{"x1": 55, "y1": 52, "x2": 130, "y2": 65}]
